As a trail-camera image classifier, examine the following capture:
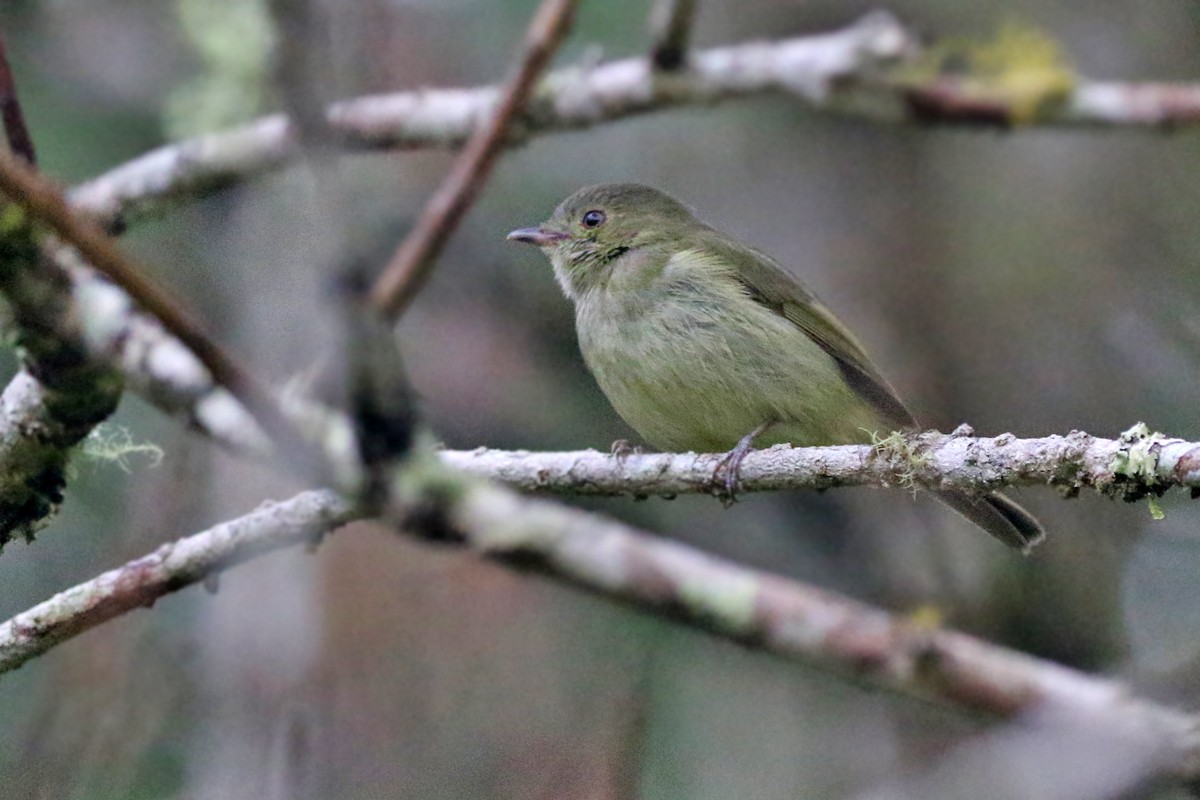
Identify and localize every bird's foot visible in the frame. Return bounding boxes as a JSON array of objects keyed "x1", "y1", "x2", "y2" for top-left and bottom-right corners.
[
  {"x1": 710, "y1": 424, "x2": 768, "y2": 507},
  {"x1": 610, "y1": 438, "x2": 641, "y2": 464}
]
